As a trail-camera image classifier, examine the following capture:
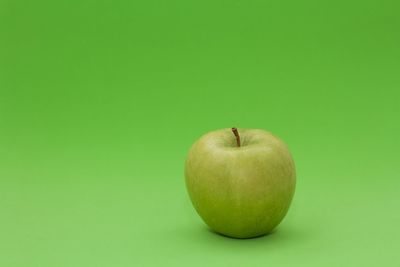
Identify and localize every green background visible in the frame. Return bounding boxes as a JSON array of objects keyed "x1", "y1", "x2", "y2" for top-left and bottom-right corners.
[{"x1": 1, "y1": 0, "x2": 400, "y2": 266}]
